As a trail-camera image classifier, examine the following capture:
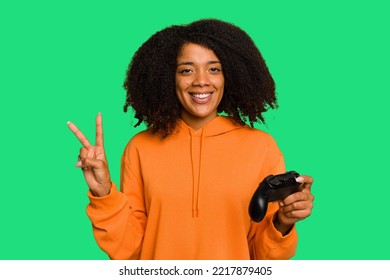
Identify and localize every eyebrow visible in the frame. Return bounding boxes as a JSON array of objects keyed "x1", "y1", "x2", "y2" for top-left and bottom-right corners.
[{"x1": 177, "y1": 60, "x2": 222, "y2": 66}]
